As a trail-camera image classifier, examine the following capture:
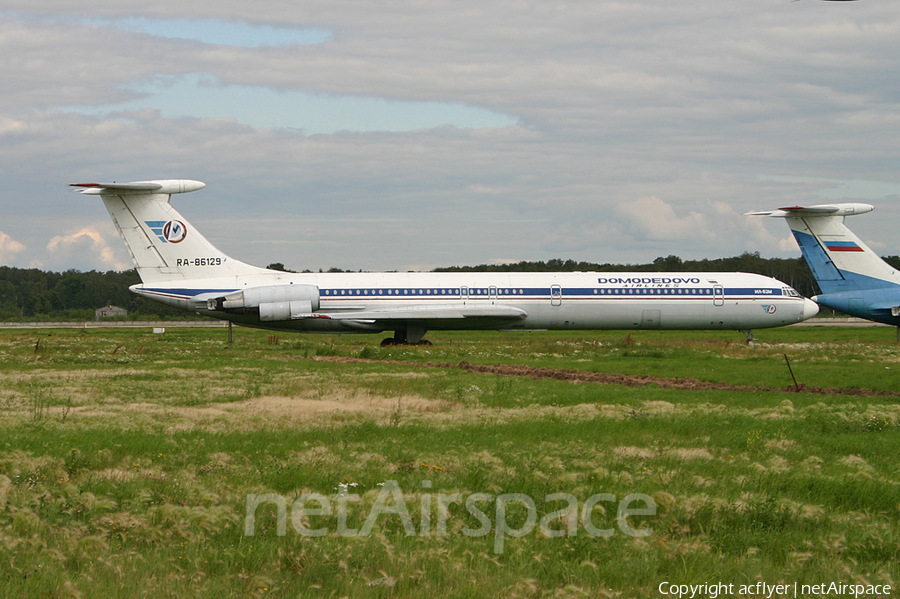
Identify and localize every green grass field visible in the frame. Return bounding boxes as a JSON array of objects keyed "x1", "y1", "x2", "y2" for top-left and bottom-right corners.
[{"x1": 0, "y1": 326, "x2": 898, "y2": 598}]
